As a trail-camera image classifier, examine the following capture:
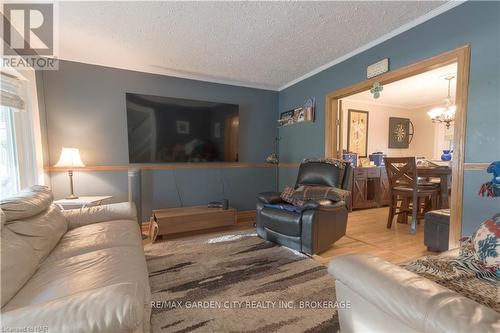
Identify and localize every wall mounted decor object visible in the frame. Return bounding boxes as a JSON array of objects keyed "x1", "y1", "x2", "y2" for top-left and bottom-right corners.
[
  {"x1": 278, "y1": 98, "x2": 315, "y2": 127},
  {"x1": 370, "y1": 82, "x2": 384, "y2": 99},
  {"x1": 388, "y1": 117, "x2": 414, "y2": 149},
  {"x1": 347, "y1": 109, "x2": 369, "y2": 158},
  {"x1": 278, "y1": 109, "x2": 295, "y2": 126},
  {"x1": 302, "y1": 97, "x2": 315, "y2": 122},
  {"x1": 367, "y1": 59, "x2": 390, "y2": 79}
]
